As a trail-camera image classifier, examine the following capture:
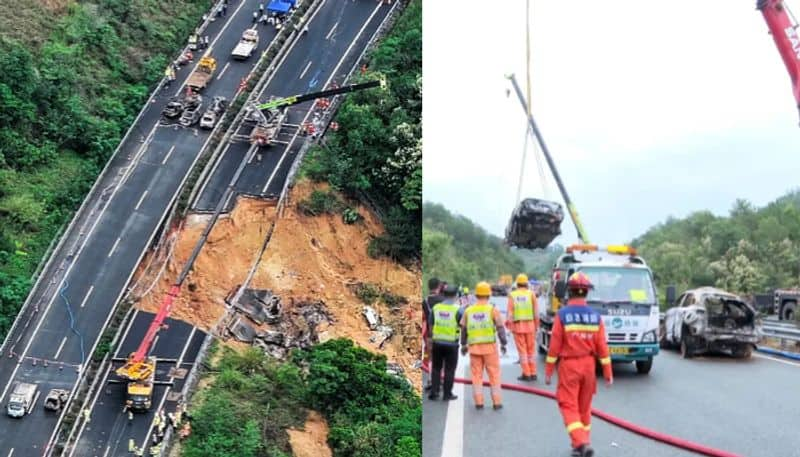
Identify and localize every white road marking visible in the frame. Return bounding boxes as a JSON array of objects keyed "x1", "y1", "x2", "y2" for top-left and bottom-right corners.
[
  {"x1": 325, "y1": 21, "x2": 339, "y2": 40},
  {"x1": 79, "y1": 285, "x2": 94, "y2": 309},
  {"x1": 151, "y1": 335, "x2": 160, "y2": 352},
  {"x1": 262, "y1": 2, "x2": 384, "y2": 194},
  {"x1": 102, "y1": 445, "x2": 111, "y2": 457},
  {"x1": 54, "y1": 336, "x2": 68, "y2": 359},
  {"x1": 754, "y1": 351, "x2": 800, "y2": 367},
  {"x1": 134, "y1": 190, "x2": 149, "y2": 211},
  {"x1": 299, "y1": 61, "x2": 313, "y2": 79},
  {"x1": 66, "y1": 363, "x2": 113, "y2": 457},
  {"x1": 162, "y1": 145, "x2": 175, "y2": 165},
  {"x1": 108, "y1": 237, "x2": 121, "y2": 258},
  {"x1": 216, "y1": 62, "x2": 231, "y2": 80},
  {"x1": 8, "y1": 448, "x2": 14, "y2": 457},
  {"x1": 440, "y1": 359, "x2": 467, "y2": 457}
]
